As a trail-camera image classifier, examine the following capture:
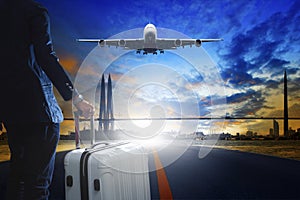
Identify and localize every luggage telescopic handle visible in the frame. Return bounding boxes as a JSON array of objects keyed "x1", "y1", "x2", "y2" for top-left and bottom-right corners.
[
  {"x1": 90, "y1": 115, "x2": 95, "y2": 145},
  {"x1": 74, "y1": 111, "x2": 81, "y2": 149},
  {"x1": 73, "y1": 112, "x2": 97, "y2": 148}
]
